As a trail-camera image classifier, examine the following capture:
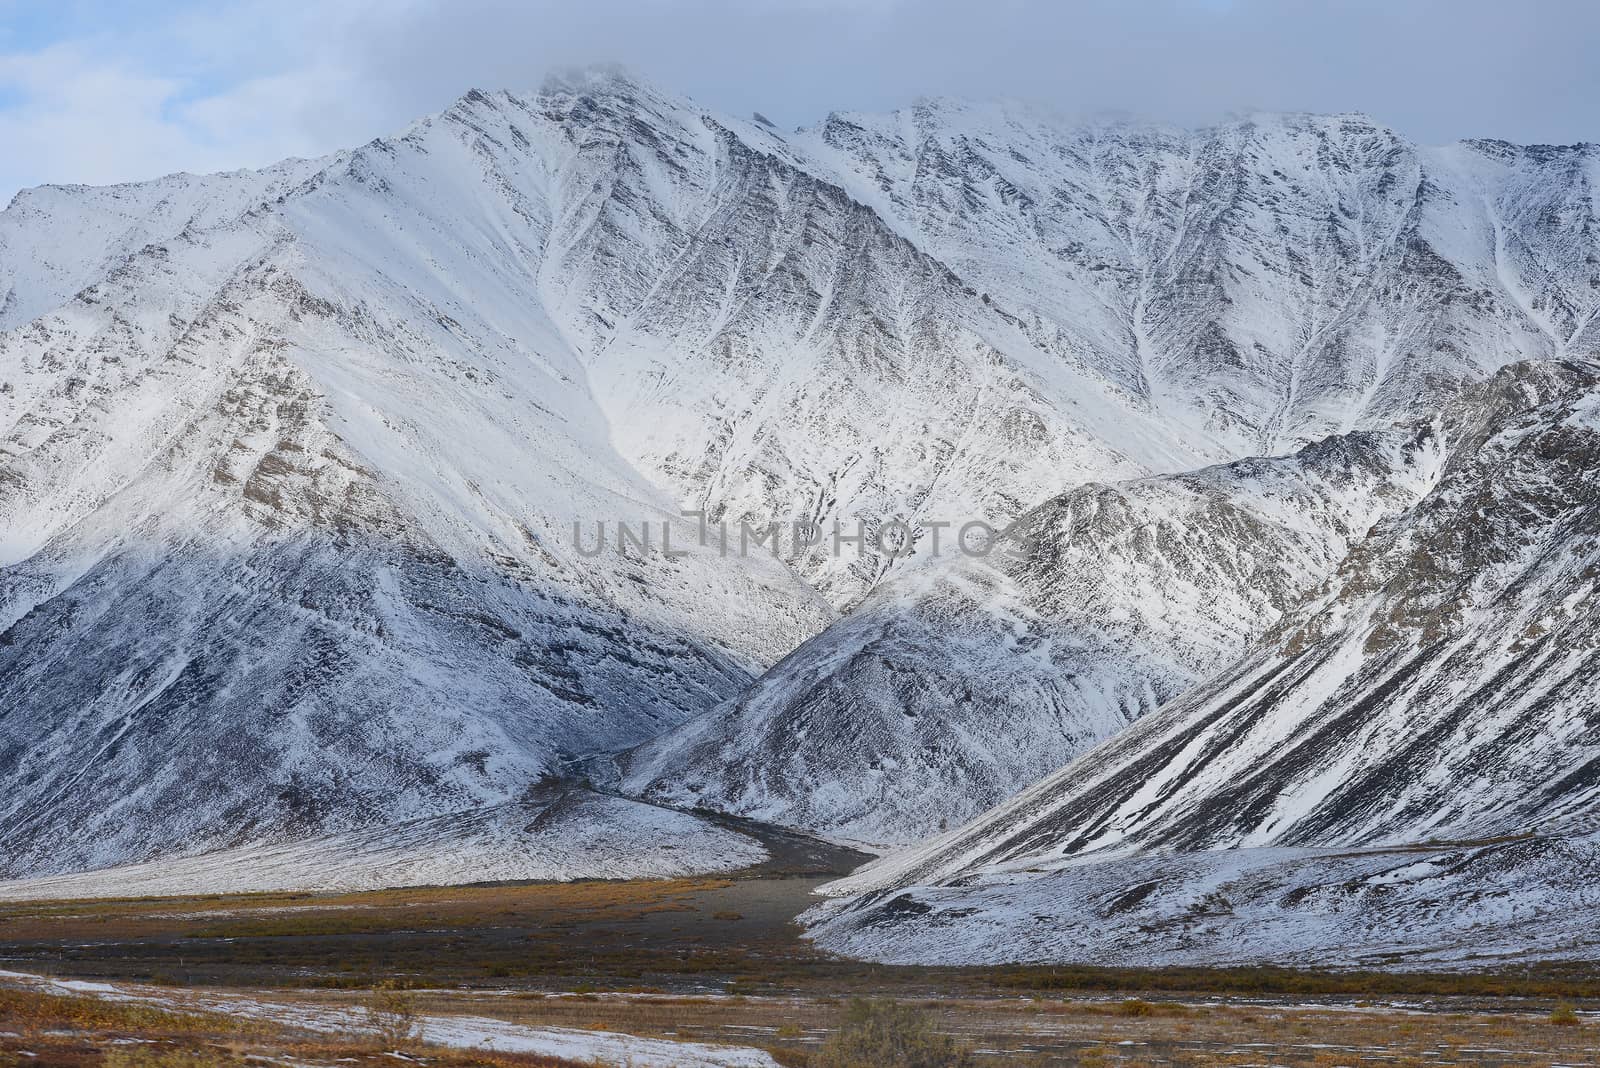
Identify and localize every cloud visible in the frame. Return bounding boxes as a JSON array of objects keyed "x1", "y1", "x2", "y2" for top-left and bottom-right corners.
[
  {"x1": 0, "y1": 44, "x2": 201, "y2": 191},
  {"x1": 0, "y1": 0, "x2": 380, "y2": 201},
  {"x1": 329, "y1": 0, "x2": 1600, "y2": 144},
  {"x1": 2, "y1": 0, "x2": 1596, "y2": 204}
]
